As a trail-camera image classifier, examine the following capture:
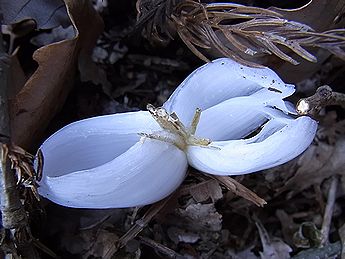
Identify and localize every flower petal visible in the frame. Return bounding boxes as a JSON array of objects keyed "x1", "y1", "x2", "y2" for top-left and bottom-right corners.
[
  {"x1": 195, "y1": 90, "x2": 292, "y2": 141},
  {"x1": 39, "y1": 139, "x2": 188, "y2": 208},
  {"x1": 187, "y1": 116, "x2": 317, "y2": 175},
  {"x1": 40, "y1": 111, "x2": 160, "y2": 177},
  {"x1": 164, "y1": 58, "x2": 295, "y2": 125}
]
